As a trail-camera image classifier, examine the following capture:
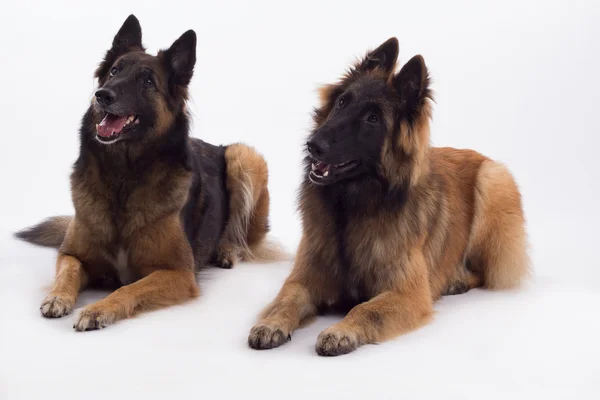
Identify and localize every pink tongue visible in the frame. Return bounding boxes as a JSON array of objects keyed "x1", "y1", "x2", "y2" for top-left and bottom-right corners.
[
  {"x1": 97, "y1": 114, "x2": 128, "y2": 137},
  {"x1": 317, "y1": 162, "x2": 330, "y2": 172}
]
